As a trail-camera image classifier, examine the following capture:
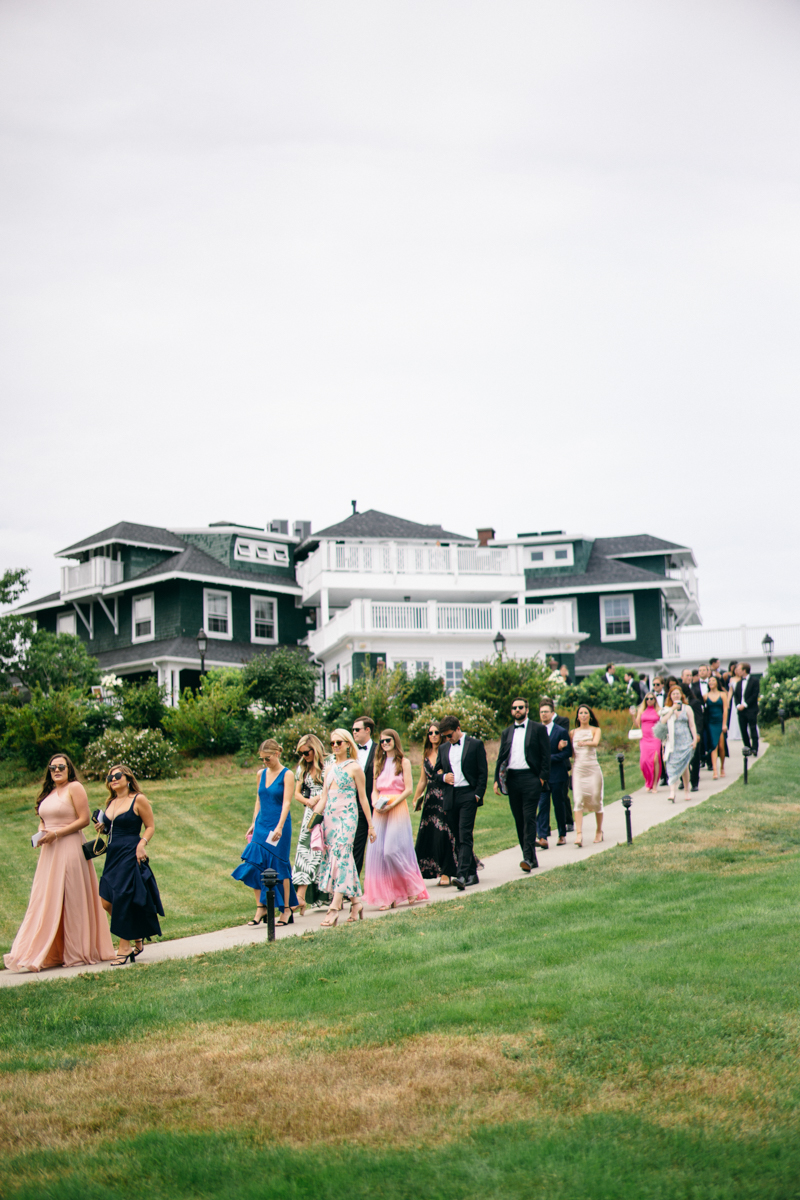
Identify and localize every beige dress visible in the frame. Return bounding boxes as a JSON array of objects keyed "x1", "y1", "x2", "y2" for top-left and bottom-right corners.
[
  {"x1": 572, "y1": 729, "x2": 604, "y2": 814},
  {"x1": 4, "y1": 788, "x2": 115, "y2": 972}
]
